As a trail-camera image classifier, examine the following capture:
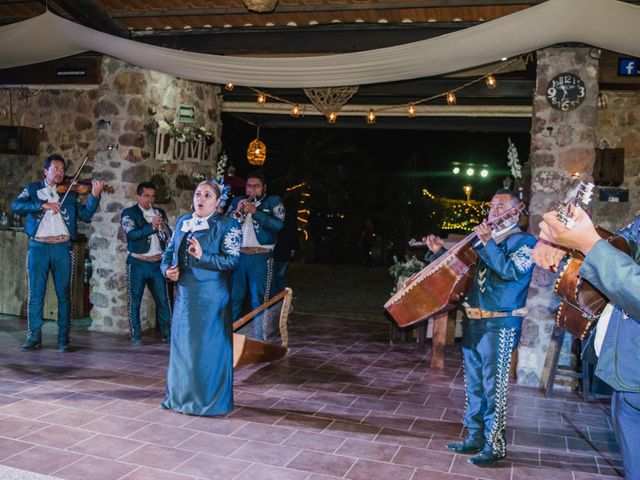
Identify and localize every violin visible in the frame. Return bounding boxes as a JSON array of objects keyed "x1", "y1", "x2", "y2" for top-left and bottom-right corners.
[{"x1": 56, "y1": 178, "x2": 114, "y2": 195}]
